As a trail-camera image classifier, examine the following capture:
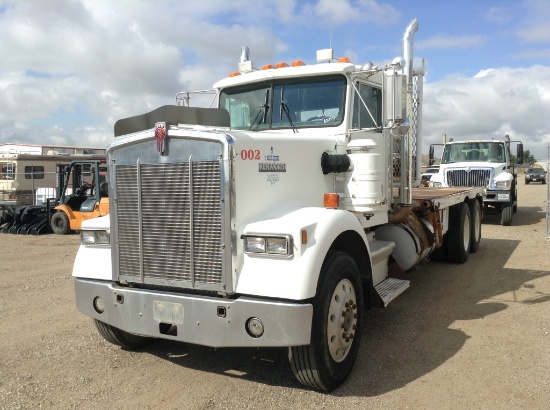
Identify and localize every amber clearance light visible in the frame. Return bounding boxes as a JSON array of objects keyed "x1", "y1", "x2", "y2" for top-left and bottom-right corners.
[{"x1": 324, "y1": 193, "x2": 339, "y2": 208}]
